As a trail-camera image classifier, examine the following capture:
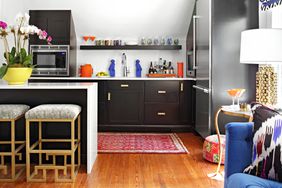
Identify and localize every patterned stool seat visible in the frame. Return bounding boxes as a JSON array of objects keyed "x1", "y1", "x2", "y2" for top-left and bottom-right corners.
[
  {"x1": 25, "y1": 104, "x2": 81, "y2": 120},
  {"x1": 0, "y1": 104, "x2": 30, "y2": 119},
  {"x1": 203, "y1": 134, "x2": 226, "y2": 164}
]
